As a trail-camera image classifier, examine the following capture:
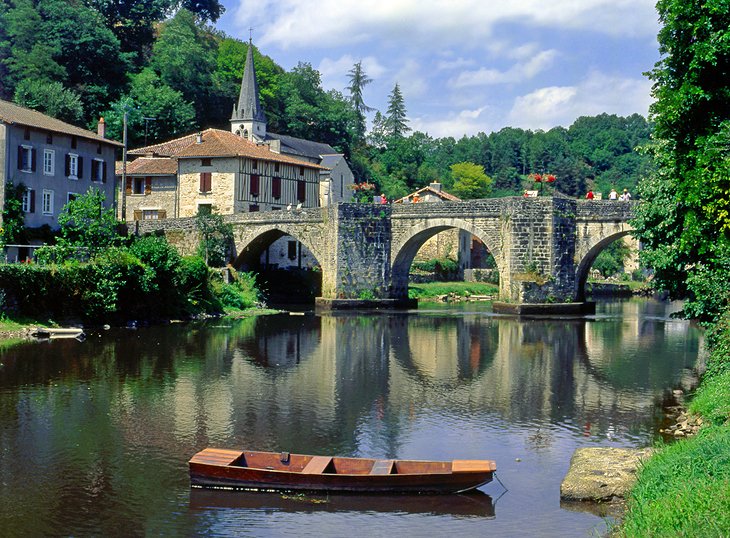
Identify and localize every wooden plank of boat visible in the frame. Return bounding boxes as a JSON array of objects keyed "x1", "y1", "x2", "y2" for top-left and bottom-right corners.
[
  {"x1": 189, "y1": 448, "x2": 496, "y2": 494},
  {"x1": 32, "y1": 327, "x2": 85, "y2": 339}
]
